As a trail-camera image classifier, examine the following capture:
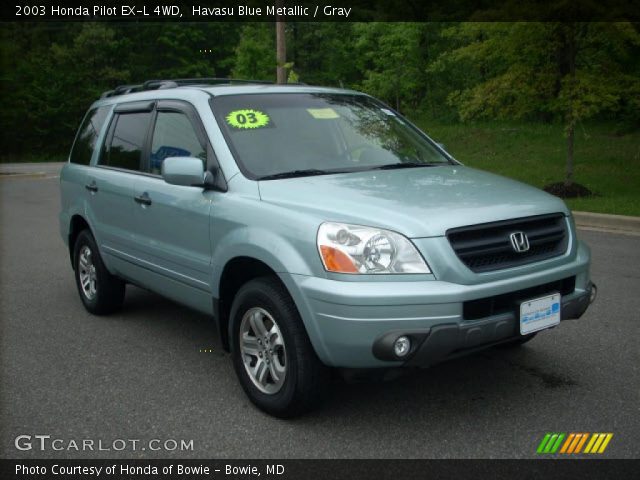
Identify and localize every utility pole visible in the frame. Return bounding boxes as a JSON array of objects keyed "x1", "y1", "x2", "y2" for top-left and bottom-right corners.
[{"x1": 276, "y1": 0, "x2": 286, "y2": 84}]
